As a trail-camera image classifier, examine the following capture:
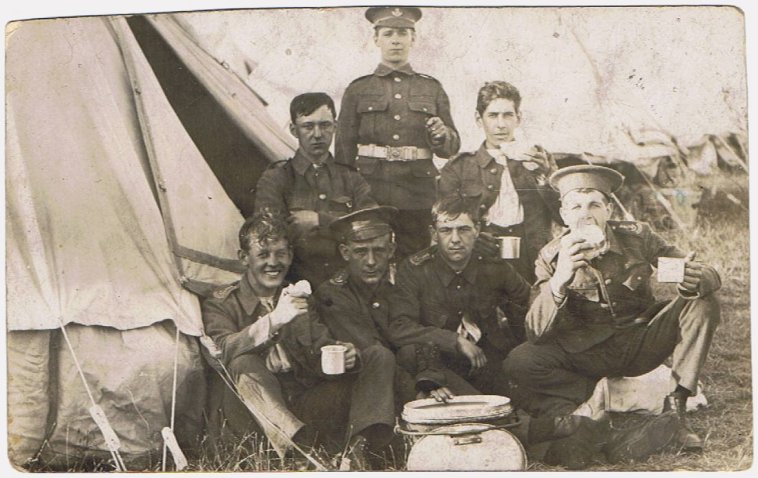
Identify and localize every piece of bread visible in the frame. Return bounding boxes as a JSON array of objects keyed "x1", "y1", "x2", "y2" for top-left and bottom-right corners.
[
  {"x1": 575, "y1": 224, "x2": 607, "y2": 260},
  {"x1": 284, "y1": 280, "x2": 312, "y2": 298}
]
